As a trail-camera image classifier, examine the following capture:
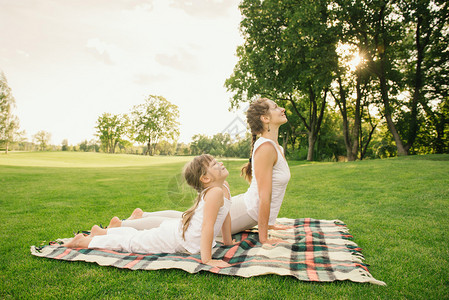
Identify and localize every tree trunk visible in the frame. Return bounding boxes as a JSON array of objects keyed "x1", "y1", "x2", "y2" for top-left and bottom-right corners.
[
  {"x1": 333, "y1": 75, "x2": 359, "y2": 162},
  {"x1": 146, "y1": 139, "x2": 152, "y2": 155},
  {"x1": 406, "y1": 15, "x2": 425, "y2": 153},
  {"x1": 307, "y1": 132, "x2": 316, "y2": 161},
  {"x1": 379, "y1": 73, "x2": 408, "y2": 156},
  {"x1": 374, "y1": 3, "x2": 407, "y2": 156},
  {"x1": 283, "y1": 131, "x2": 289, "y2": 157},
  {"x1": 351, "y1": 70, "x2": 362, "y2": 159},
  {"x1": 434, "y1": 114, "x2": 446, "y2": 154}
]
